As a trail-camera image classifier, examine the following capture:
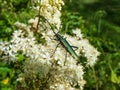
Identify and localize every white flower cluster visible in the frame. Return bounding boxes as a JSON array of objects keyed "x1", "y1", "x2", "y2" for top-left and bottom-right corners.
[
  {"x1": 0, "y1": 0, "x2": 100, "y2": 89},
  {"x1": 0, "y1": 24, "x2": 100, "y2": 90},
  {"x1": 40, "y1": 0, "x2": 64, "y2": 28},
  {"x1": 31, "y1": 0, "x2": 64, "y2": 29},
  {"x1": 0, "y1": 23, "x2": 86, "y2": 89}
]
